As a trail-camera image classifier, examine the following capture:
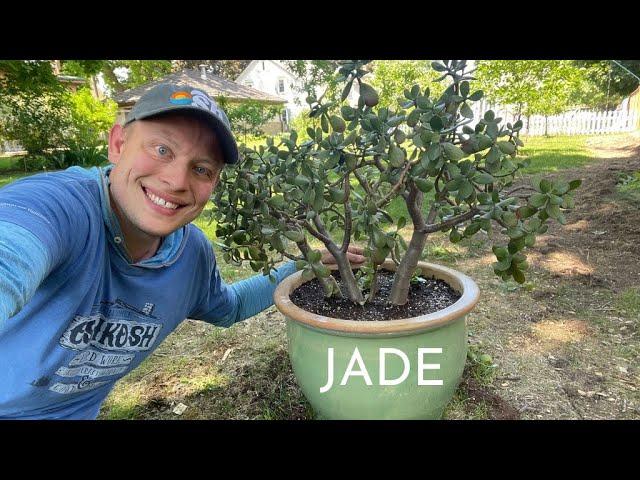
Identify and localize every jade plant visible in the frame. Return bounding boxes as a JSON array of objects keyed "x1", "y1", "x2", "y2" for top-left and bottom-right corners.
[{"x1": 211, "y1": 60, "x2": 580, "y2": 306}]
